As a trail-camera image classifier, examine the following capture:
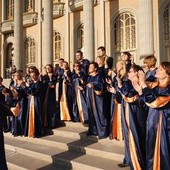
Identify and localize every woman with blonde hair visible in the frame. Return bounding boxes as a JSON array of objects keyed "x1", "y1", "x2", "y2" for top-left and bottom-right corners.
[
  {"x1": 106, "y1": 60, "x2": 127, "y2": 141},
  {"x1": 143, "y1": 54, "x2": 157, "y2": 81}
]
